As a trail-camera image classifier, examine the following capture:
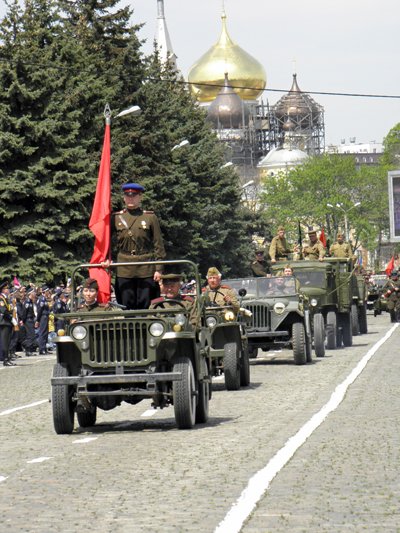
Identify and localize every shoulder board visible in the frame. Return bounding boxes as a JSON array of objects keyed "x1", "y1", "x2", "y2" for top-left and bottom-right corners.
[
  {"x1": 220, "y1": 285, "x2": 232, "y2": 289},
  {"x1": 98, "y1": 303, "x2": 109, "y2": 308},
  {"x1": 112, "y1": 209, "x2": 126, "y2": 215},
  {"x1": 143, "y1": 210, "x2": 154, "y2": 214},
  {"x1": 150, "y1": 297, "x2": 164, "y2": 304}
]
